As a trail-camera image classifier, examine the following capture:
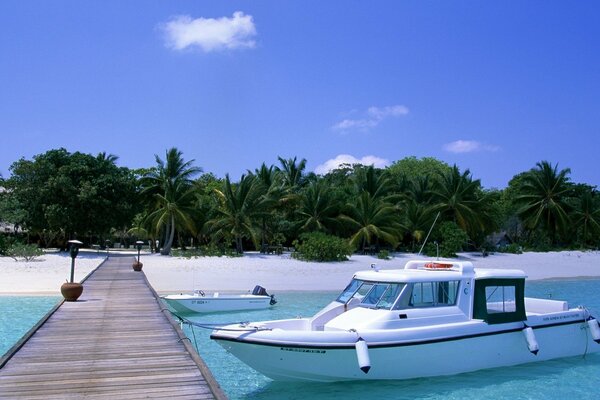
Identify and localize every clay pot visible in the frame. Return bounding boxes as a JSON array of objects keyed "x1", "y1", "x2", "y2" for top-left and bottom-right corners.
[
  {"x1": 61, "y1": 282, "x2": 83, "y2": 301},
  {"x1": 132, "y1": 261, "x2": 143, "y2": 271}
]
